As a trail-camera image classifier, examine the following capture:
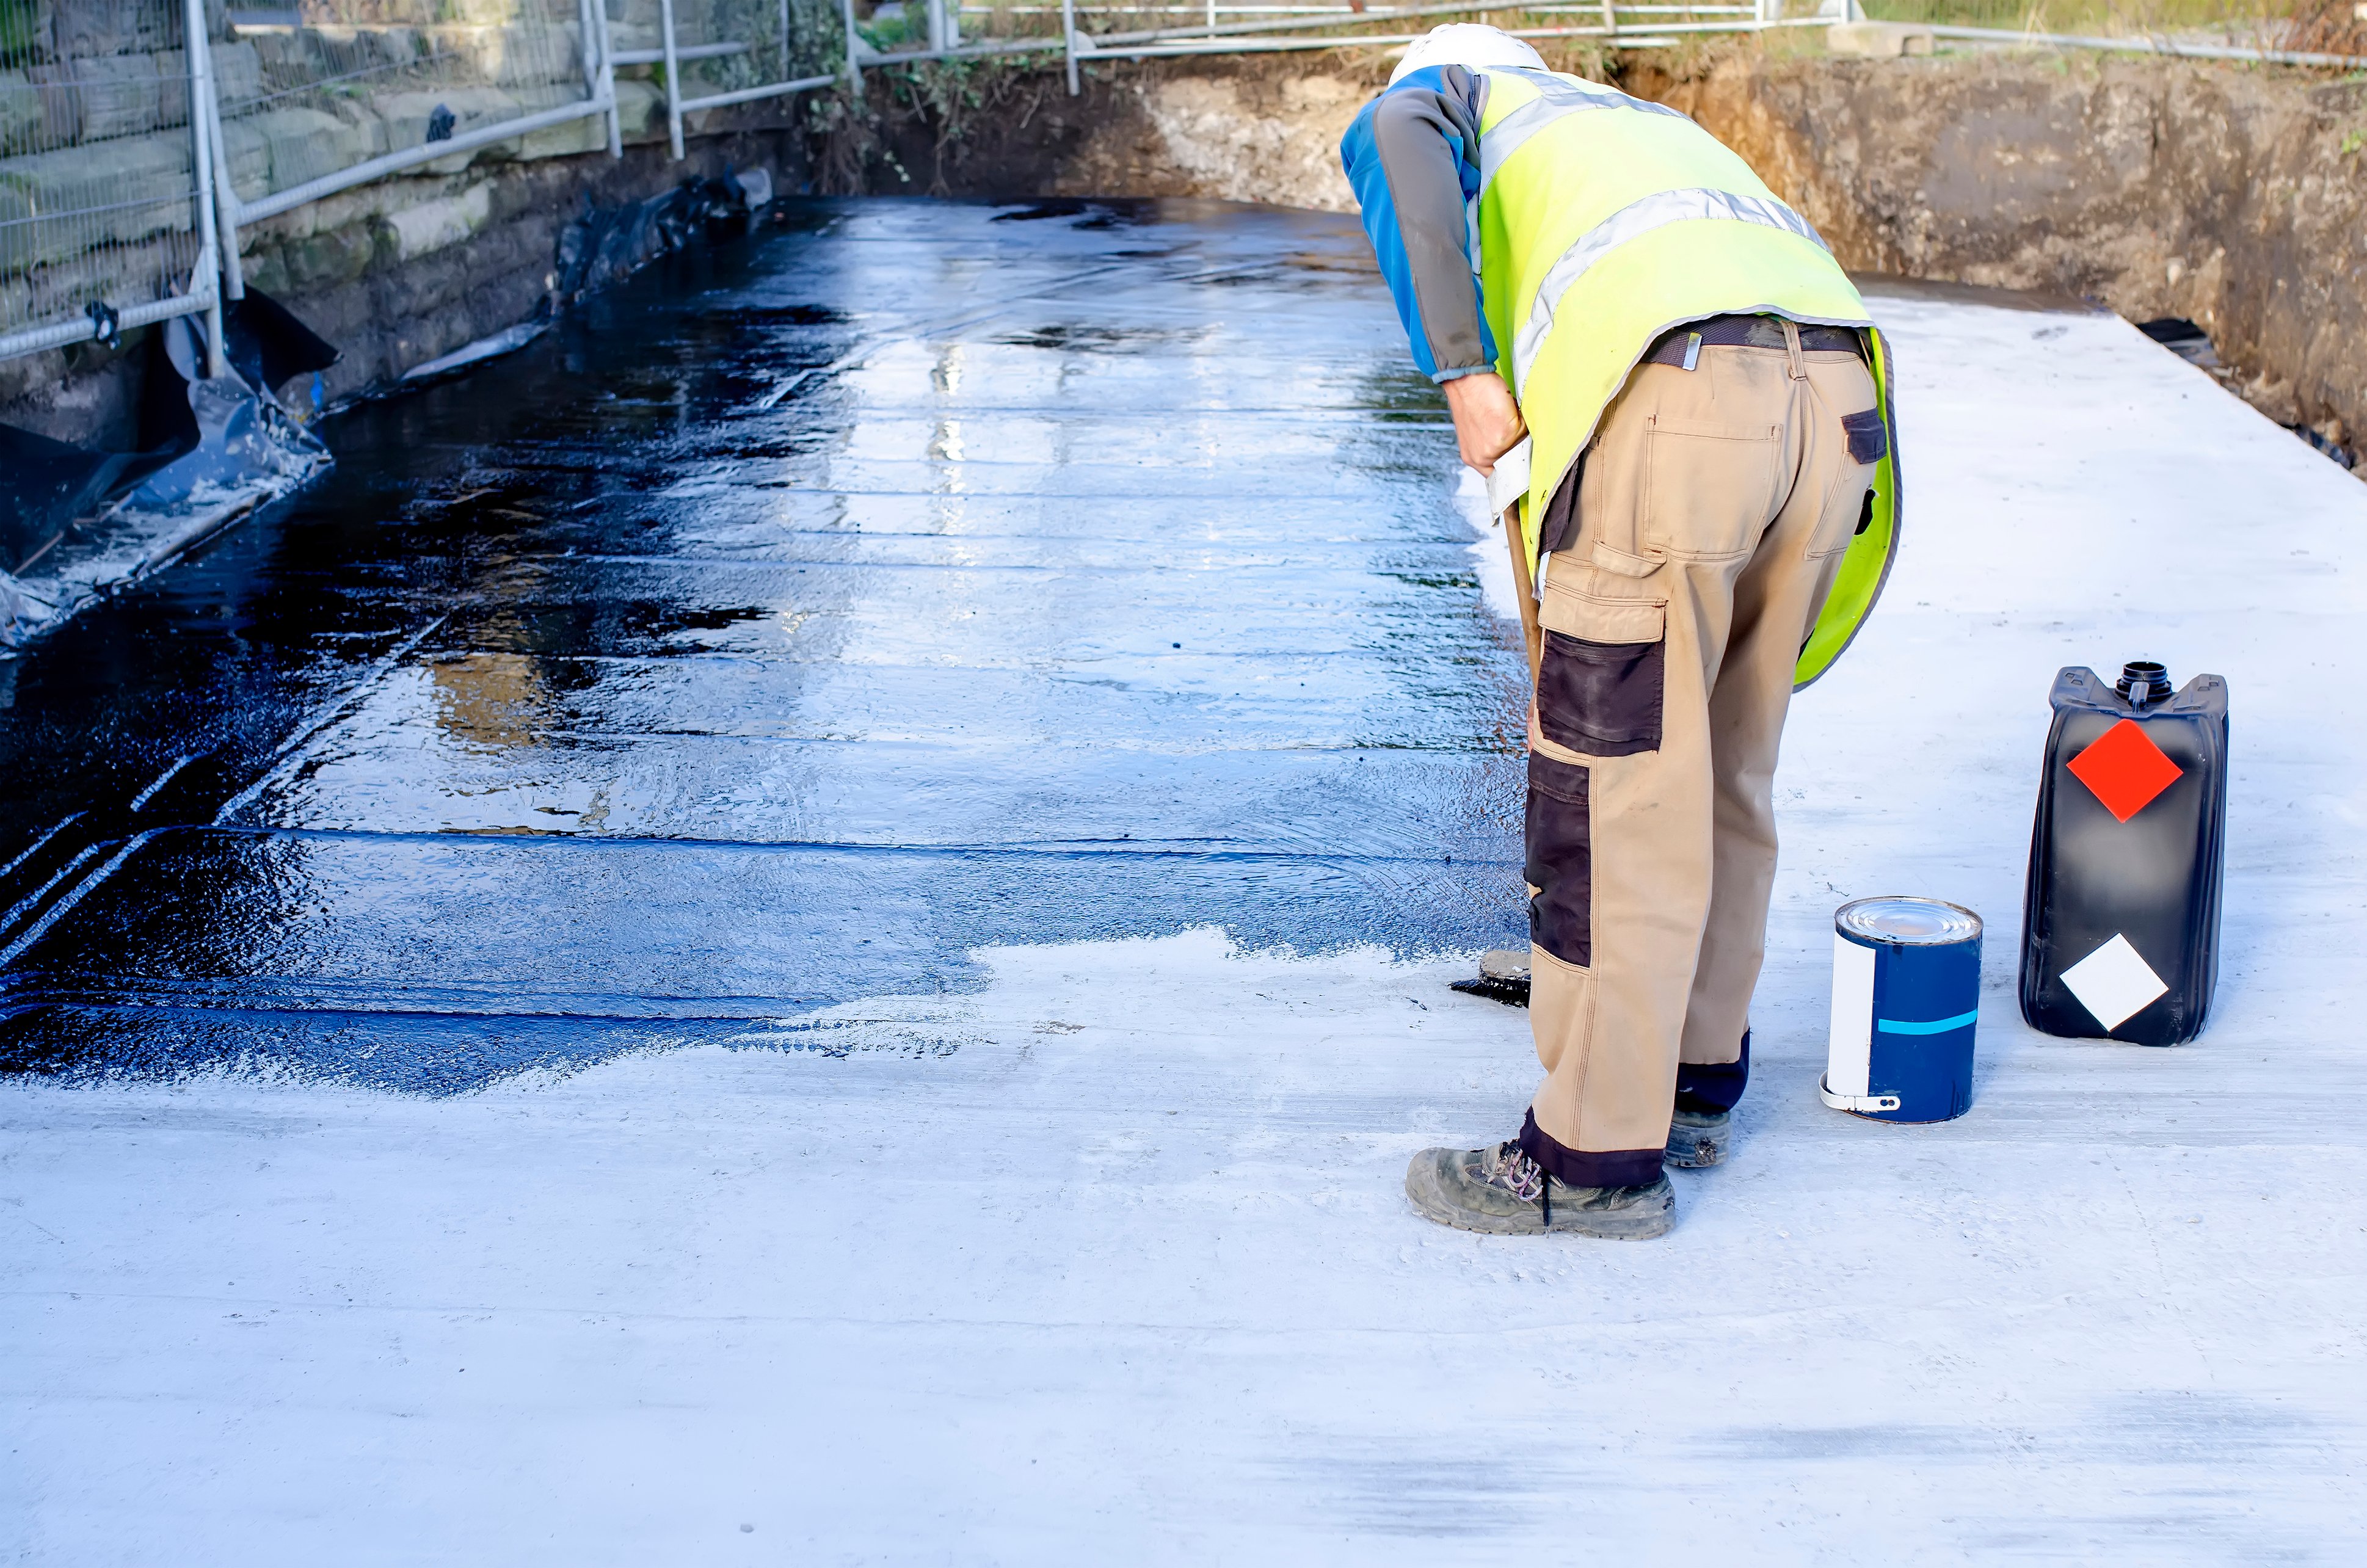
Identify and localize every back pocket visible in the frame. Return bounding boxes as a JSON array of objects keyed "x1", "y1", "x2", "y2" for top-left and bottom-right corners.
[
  {"x1": 1538, "y1": 626, "x2": 1664, "y2": 757},
  {"x1": 1642, "y1": 417, "x2": 1781, "y2": 561}
]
